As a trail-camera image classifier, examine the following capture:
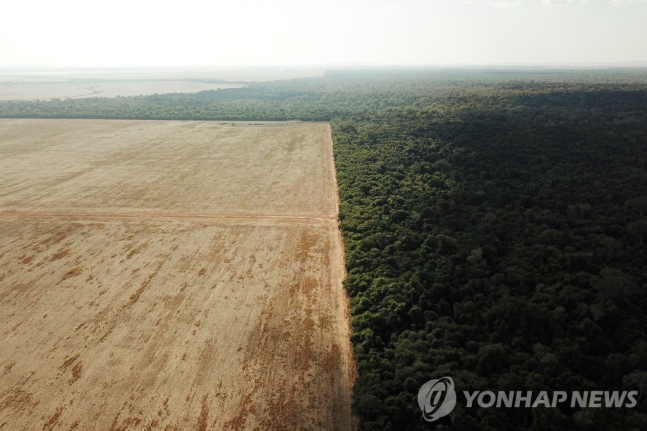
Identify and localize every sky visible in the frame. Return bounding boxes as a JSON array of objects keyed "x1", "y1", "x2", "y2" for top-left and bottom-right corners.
[{"x1": 1, "y1": 0, "x2": 646, "y2": 68}]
